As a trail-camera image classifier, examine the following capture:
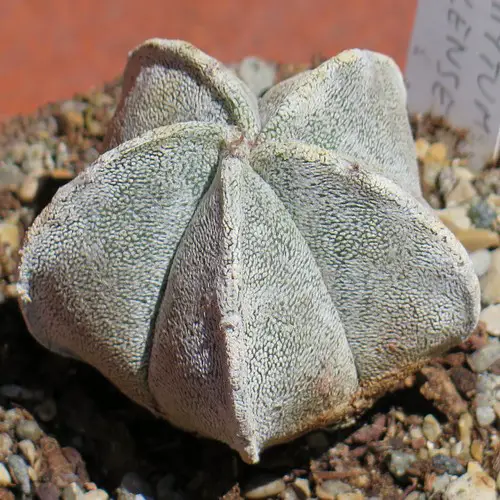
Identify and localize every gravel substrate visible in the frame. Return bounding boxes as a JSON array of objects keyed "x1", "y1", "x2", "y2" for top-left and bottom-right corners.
[{"x1": 0, "y1": 57, "x2": 500, "y2": 499}]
